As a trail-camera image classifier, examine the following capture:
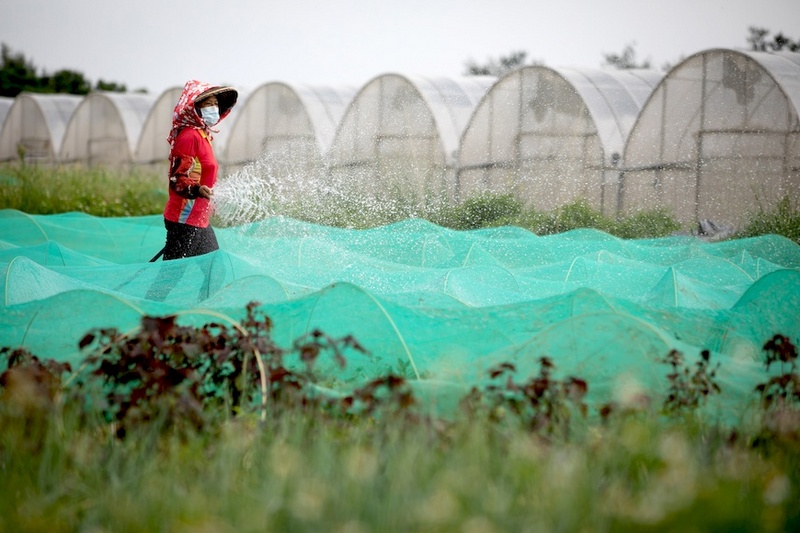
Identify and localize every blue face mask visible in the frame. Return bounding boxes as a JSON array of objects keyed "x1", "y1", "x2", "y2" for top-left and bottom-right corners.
[{"x1": 200, "y1": 105, "x2": 220, "y2": 126}]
